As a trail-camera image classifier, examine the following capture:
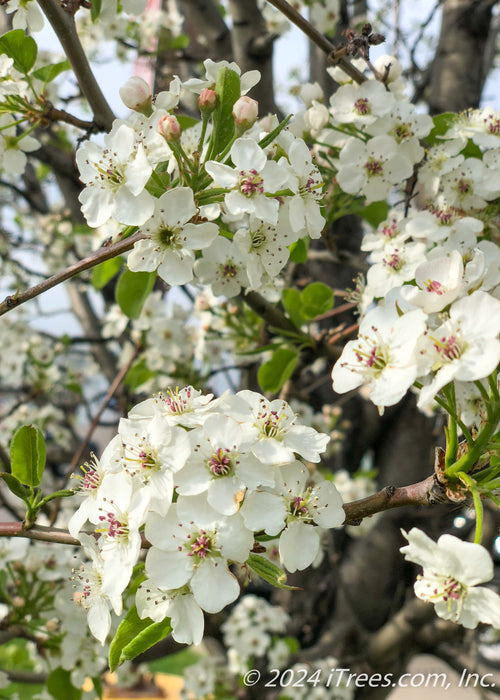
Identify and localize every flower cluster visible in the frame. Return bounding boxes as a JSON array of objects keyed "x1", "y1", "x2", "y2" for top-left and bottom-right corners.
[
  {"x1": 322, "y1": 62, "x2": 500, "y2": 420},
  {"x1": 67, "y1": 386, "x2": 343, "y2": 646},
  {"x1": 75, "y1": 61, "x2": 326, "y2": 297}
]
